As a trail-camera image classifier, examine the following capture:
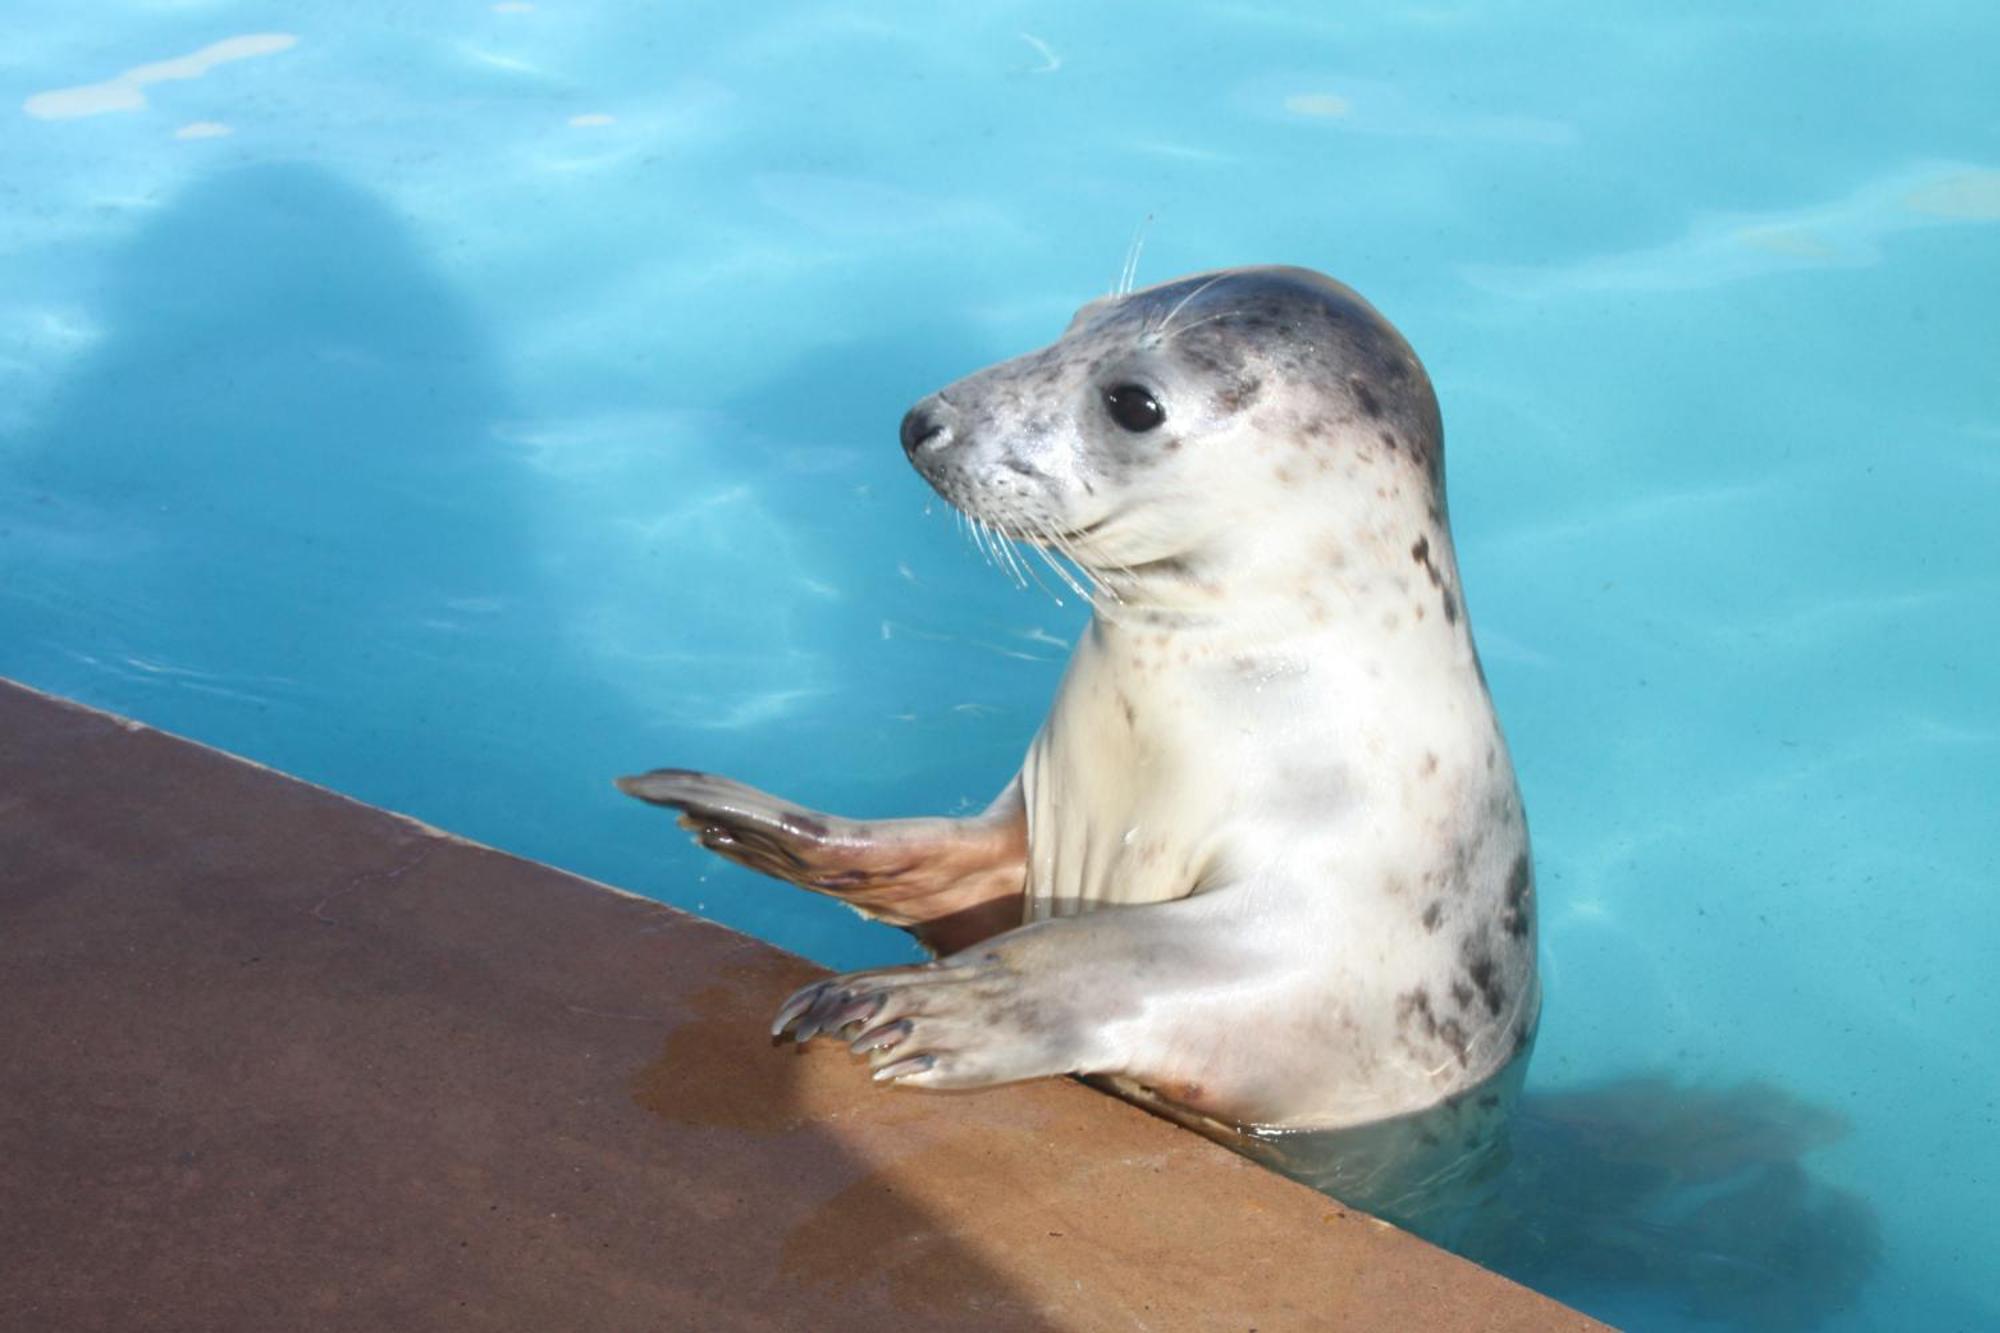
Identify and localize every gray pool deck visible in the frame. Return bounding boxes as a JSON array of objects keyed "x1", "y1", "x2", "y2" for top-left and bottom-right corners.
[{"x1": 0, "y1": 677, "x2": 1602, "y2": 1331}]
